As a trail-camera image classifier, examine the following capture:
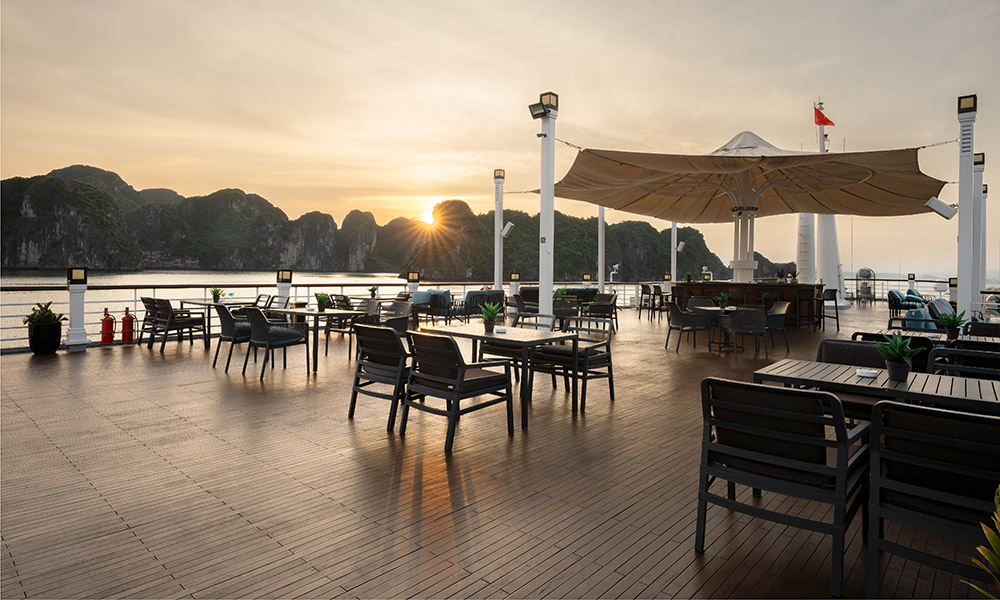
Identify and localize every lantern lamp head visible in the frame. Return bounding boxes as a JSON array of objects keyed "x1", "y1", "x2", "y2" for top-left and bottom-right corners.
[
  {"x1": 67, "y1": 267, "x2": 88, "y2": 285},
  {"x1": 276, "y1": 270, "x2": 293, "y2": 283},
  {"x1": 957, "y1": 94, "x2": 977, "y2": 114},
  {"x1": 509, "y1": 272, "x2": 520, "y2": 281},
  {"x1": 406, "y1": 272, "x2": 420, "y2": 283}
]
